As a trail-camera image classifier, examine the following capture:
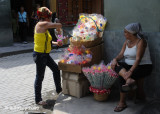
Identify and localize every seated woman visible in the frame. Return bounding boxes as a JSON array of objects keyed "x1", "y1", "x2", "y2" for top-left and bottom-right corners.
[{"x1": 111, "y1": 23, "x2": 152, "y2": 112}]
